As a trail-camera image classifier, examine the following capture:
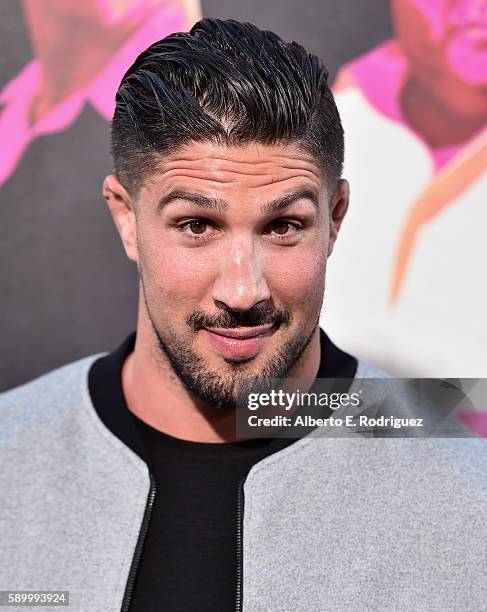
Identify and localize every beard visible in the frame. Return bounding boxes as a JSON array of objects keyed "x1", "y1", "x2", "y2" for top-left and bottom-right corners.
[{"x1": 141, "y1": 281, "x2": 318, "y2": 410}]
